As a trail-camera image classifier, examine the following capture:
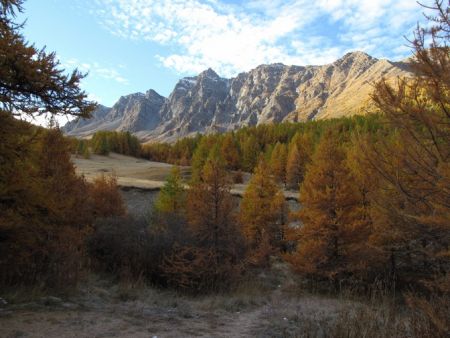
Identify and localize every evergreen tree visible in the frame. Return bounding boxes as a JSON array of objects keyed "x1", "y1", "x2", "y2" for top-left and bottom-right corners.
[
  {"x1": 76, "y1": 140, "x2": 90, "y2": 159},
  {"x1": 91, "y1": 132, "x2": 110, "y2": 155},
  {"x1": 154, "y1": 166, "x2": 185, "y2": 216},
  {"x1": 191, "y1": 136, "x2": 213, "y2": 180},
  {"x1": 148, "y1": 167, "x2": 189, "y2": 286}
]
